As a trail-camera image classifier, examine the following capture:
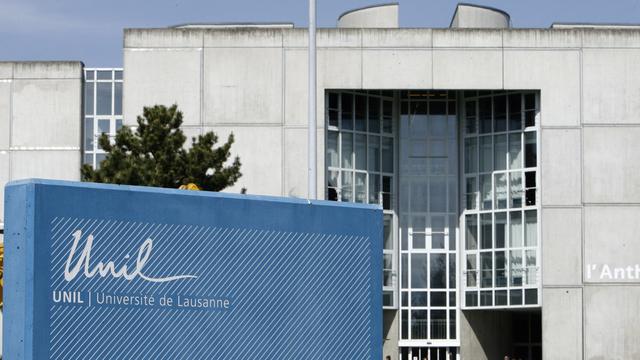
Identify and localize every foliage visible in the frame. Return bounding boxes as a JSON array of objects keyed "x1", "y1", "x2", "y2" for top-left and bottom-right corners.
[{"x1": 81, "y1": 105, "x2": 242, "y2": 191}]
